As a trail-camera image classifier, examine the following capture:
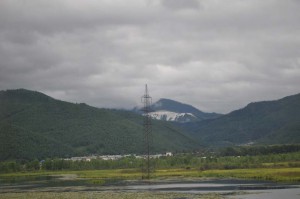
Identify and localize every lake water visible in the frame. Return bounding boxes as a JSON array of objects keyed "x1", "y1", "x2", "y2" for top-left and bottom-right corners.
[
  {"x1": 0, "y1": 175, "x2": 299, "y2": 198},
  {"x1": 125, "y1": 179, "x2": 300, "y2": 198},
  {"x1": 228, "y1": 188, "x2": 300, "y2": 199}
]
